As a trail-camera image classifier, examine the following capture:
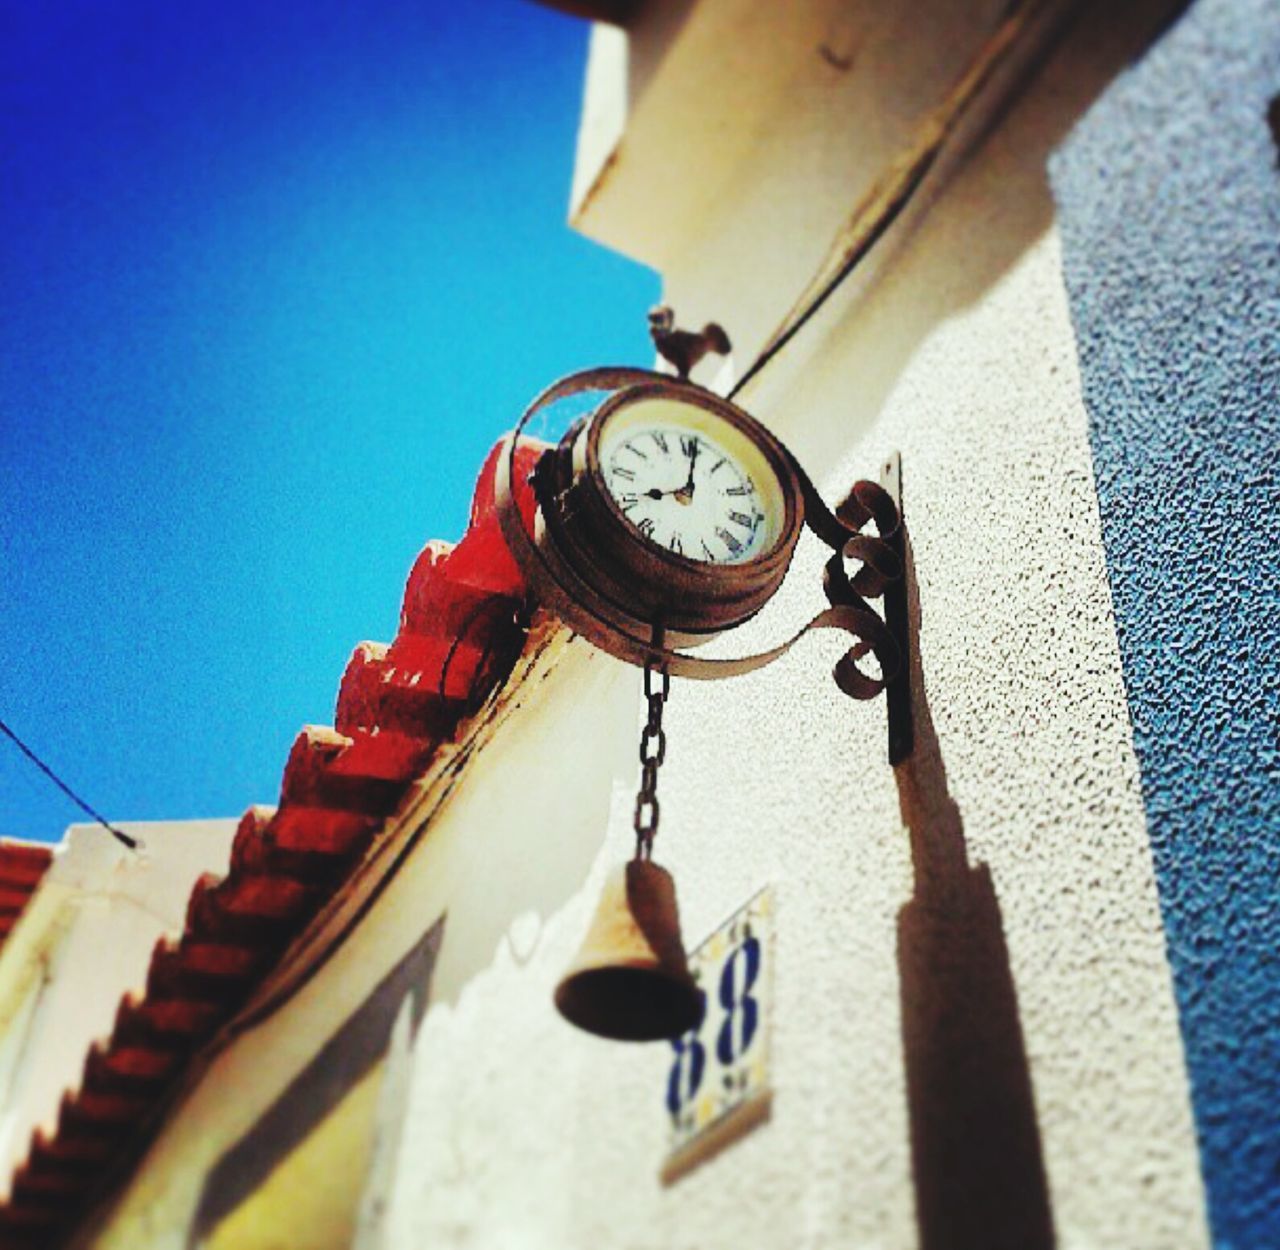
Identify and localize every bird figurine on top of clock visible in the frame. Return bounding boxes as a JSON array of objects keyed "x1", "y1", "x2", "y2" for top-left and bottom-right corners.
[{"x1": 648, "y1": 305, "x2": 732, "y2": 381}]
